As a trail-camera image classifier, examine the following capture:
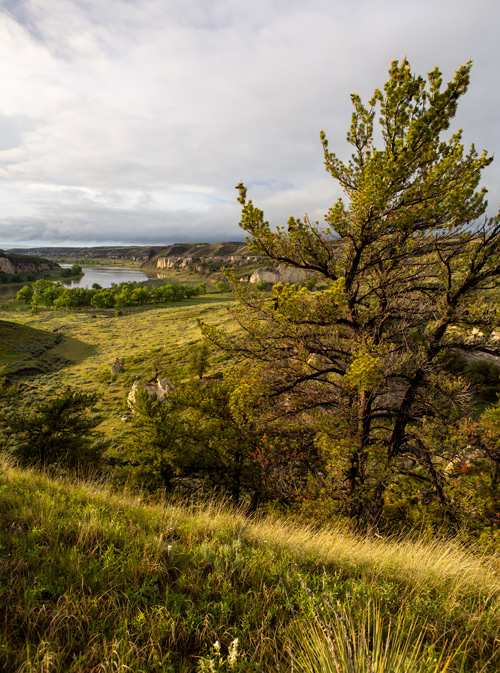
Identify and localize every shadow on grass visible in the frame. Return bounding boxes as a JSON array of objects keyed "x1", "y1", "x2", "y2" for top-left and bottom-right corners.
[{"x1": 0, "y1": 319, "x2": 94, "y2": 379}]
